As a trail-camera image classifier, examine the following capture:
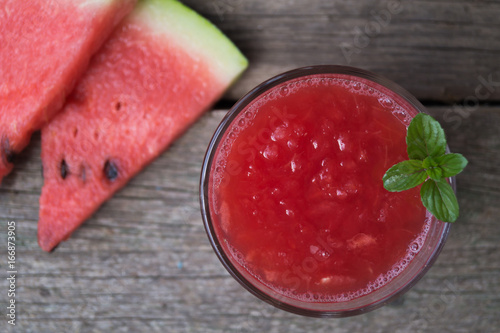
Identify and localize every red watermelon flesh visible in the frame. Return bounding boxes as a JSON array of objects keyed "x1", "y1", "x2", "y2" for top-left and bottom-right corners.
[
  {"x1": 0, "y1": 0, "x2": 136, "y2": 183},
  {"x1": 38, "y1": 0, "x2": 248, "y2": 251}
]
